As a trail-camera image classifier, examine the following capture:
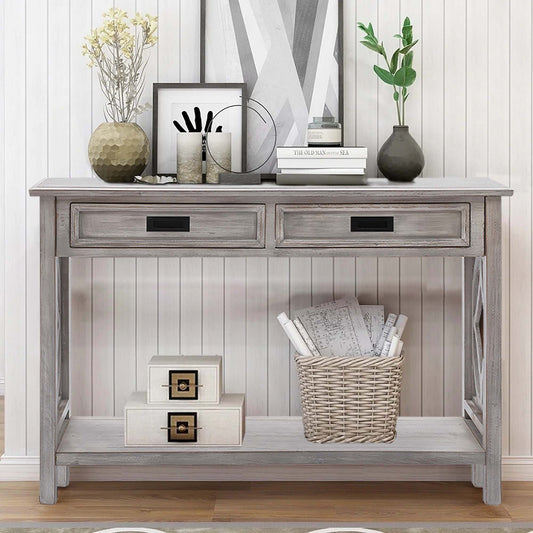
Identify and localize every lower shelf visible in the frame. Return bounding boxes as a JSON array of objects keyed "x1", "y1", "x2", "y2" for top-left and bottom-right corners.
[{"x1": 56, "y1": 416, "x2": 485, "y2": 467}]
